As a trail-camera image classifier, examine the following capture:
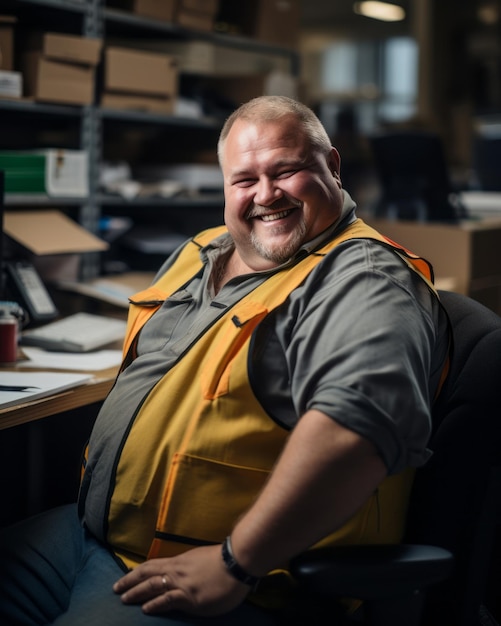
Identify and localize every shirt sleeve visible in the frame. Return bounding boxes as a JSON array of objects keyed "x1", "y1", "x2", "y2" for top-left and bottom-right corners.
[{"x1": 251, "y1": 238, "x2": 449, "y2": 474}]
